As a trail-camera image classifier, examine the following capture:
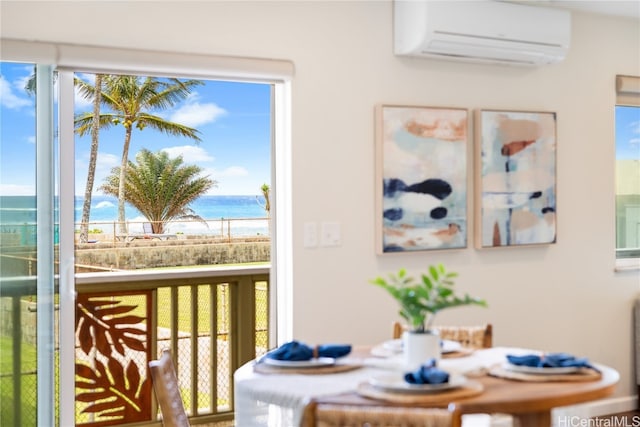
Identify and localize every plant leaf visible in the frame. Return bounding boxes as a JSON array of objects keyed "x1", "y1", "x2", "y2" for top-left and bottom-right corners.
[{"x1": 370, "y1": 265, "x2": 487, "y2": 332}]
